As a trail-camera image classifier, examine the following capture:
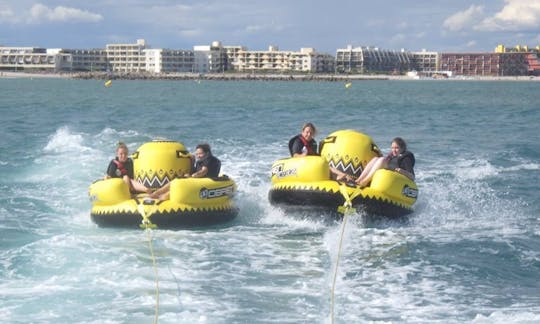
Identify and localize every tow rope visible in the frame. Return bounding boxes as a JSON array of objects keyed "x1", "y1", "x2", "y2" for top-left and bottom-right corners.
[
  {"x1": 331, "y1": 183, "x2": 362, "y2": 323},
  {"x1": 138, "y1": 199, "x2": 158, "y2": 230},
  {"x1": 138, "y1": 199, "x2": 160, "y2": 323},
  {"x1": 145, "y1": 227, "x2": 160, "y2": 324}
]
